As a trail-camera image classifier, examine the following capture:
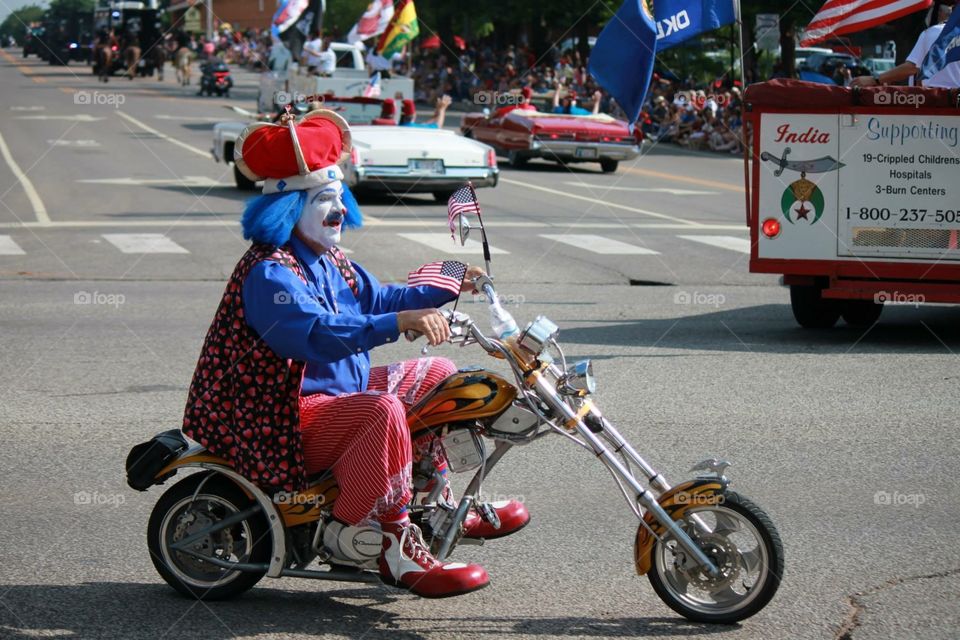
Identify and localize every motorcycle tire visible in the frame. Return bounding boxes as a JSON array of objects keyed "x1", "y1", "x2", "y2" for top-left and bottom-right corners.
[
  {"x1": 147, "y1": 472, "x2": 271, "y2": 600},
  {"x1": 647, "y1": 491, "x2": 783, "y2": 624}
]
